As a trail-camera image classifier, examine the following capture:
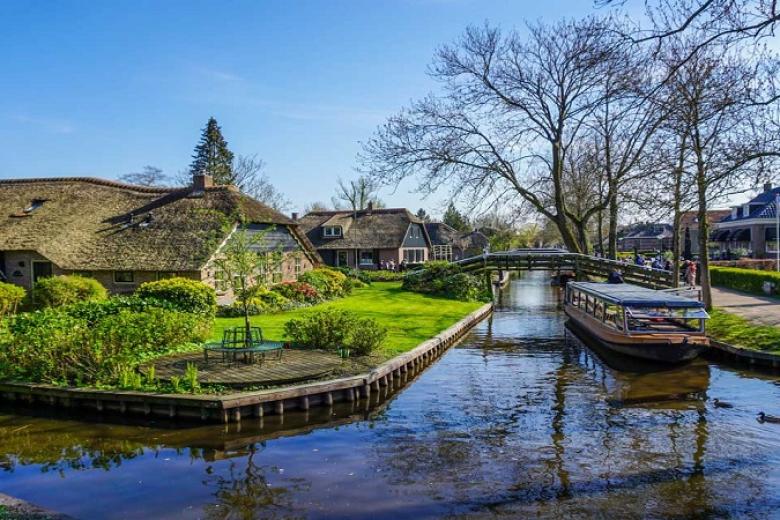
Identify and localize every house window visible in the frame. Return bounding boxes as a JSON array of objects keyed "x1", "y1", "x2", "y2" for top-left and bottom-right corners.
[
  {"x1": 114, "y1": 271, "x2": 134, "y2": 283},
  {"x1": 767, "y1": 240, "x2": 780, "y2": 254},
  {"x1": 294, "y1": 255, "x2": 302, "y2": 276},
  {"x1": 157, "y1": 272, "x2": 178, "y2": 280},
  {"x1": 359, "y1": 250, "x2": 375, "y2": 266},
  {"x1": 337, "y1": 251, "x2": 348, "y2": 267},
  {"x1": 323, "y1": 226, "x2": 342, "y2": 238},
  {"x1": 403, "y1": 248, "x2": 425, "y2": 263},
  {"x1": 24, "y1": 199, "x2": 46, "y2": 214},
  {"x1": 432, "y1": 245, "x2": 452, "y2": 261},
  {"x1": 214, "y1": 267, "x2": 228, "y2": 292}
]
